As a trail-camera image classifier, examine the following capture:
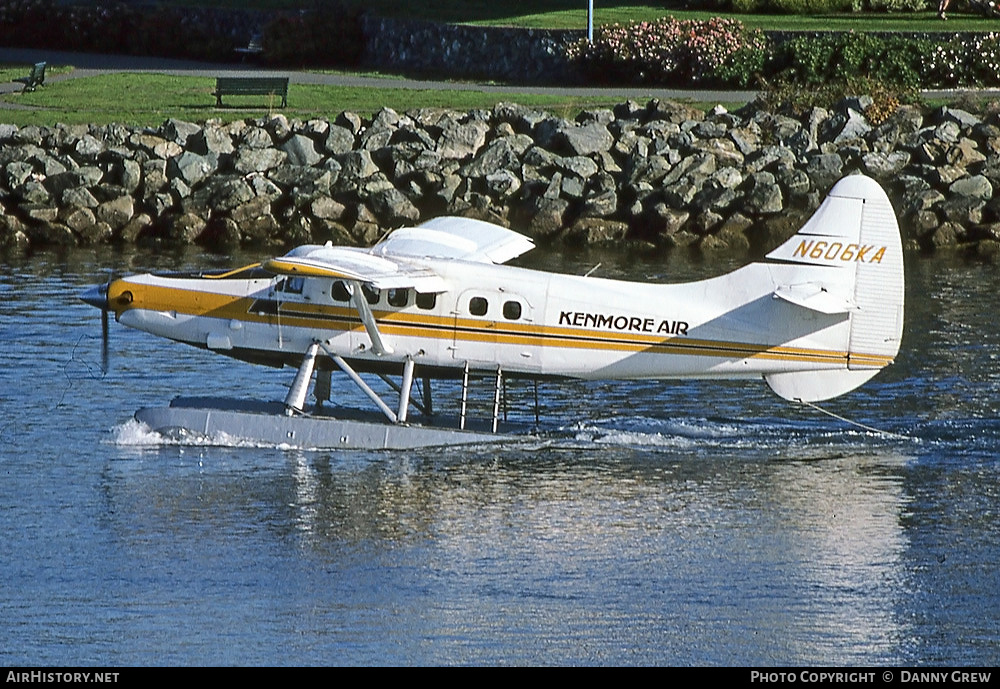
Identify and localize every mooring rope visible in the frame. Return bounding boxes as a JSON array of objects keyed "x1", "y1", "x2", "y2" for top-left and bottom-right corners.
[{"x1": 797, "y1": 399, "x2": 910, "y2": 440}]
